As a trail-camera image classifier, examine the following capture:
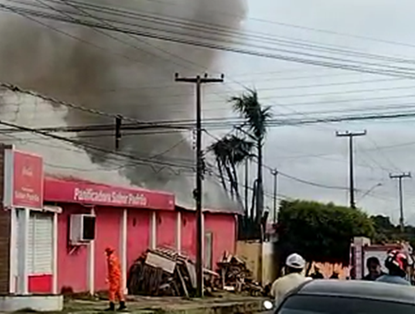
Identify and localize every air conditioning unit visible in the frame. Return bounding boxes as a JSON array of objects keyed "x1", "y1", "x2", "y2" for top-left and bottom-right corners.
[{"x1": 69, "y1": 214, "x2": 96, "y2": 245}]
